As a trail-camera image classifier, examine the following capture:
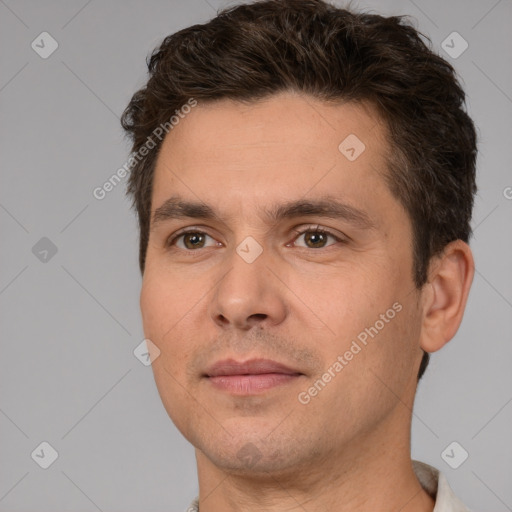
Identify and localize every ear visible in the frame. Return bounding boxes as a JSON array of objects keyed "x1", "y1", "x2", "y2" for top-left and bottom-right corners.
[{"x1": 419, "y1": 240, "x2": 475, "y2": 353}]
